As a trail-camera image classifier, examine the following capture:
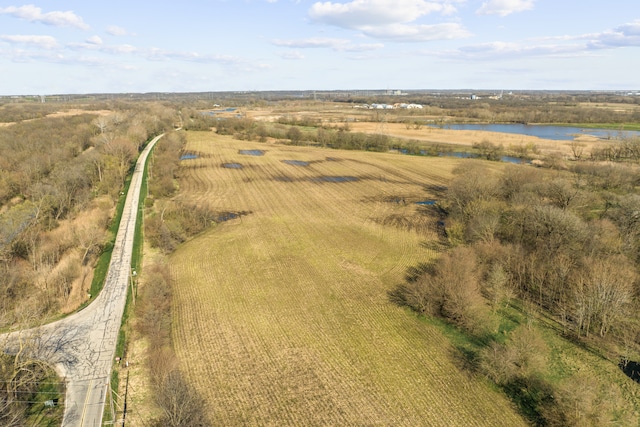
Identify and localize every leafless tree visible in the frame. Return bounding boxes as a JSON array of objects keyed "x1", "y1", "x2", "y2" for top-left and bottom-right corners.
[{"x1": 572, "y1": 256, "x2": 635, "y2": 338}]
